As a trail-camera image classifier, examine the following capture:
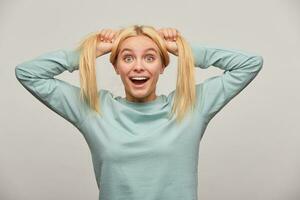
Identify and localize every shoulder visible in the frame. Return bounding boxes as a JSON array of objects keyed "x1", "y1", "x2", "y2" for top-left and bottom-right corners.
[
  {"x1": 98, "y1": 89, "x2": 115, "y2": 103},
  {"x1": 98, "y1": 89, "x2": 112, "y2": 97}
]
